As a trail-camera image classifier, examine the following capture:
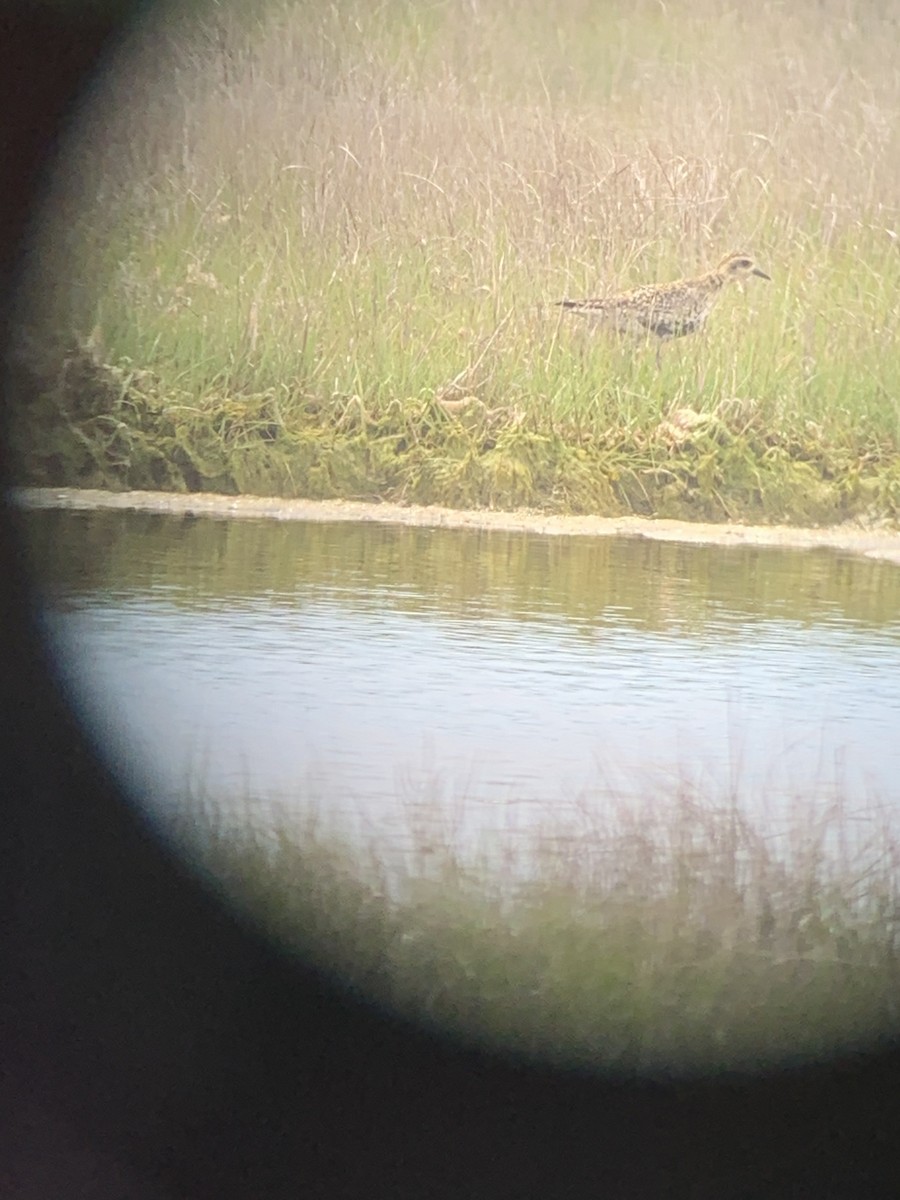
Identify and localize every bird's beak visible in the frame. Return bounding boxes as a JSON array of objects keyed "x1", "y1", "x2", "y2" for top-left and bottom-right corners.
[{"x1": 753, "y1": 267, "x2": 771, "y2": 280}]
